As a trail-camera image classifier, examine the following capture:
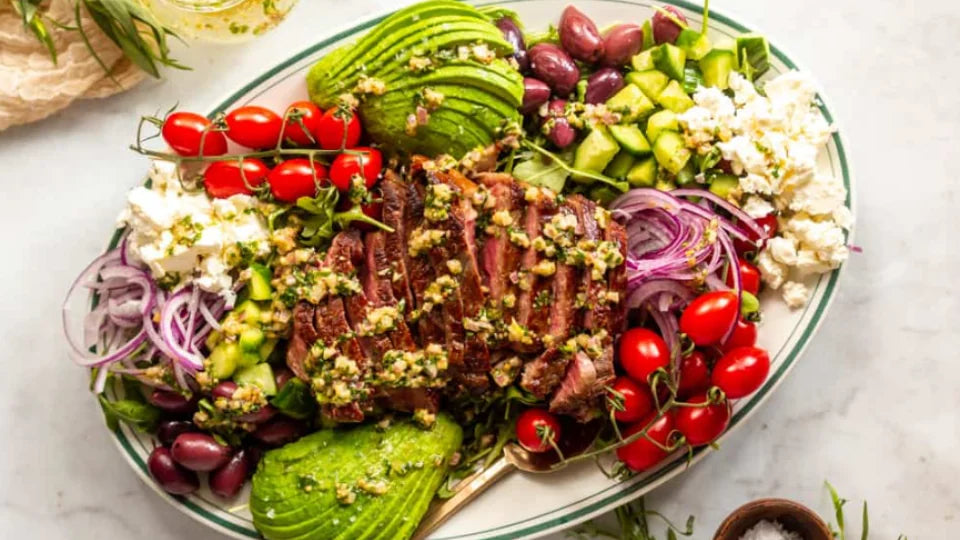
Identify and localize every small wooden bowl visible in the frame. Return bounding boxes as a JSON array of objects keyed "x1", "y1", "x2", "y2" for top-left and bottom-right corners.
[{"x1": 714, "y1": 498, "x2": 833, "y2": 540}]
